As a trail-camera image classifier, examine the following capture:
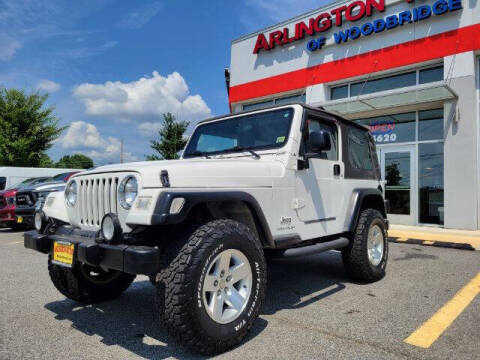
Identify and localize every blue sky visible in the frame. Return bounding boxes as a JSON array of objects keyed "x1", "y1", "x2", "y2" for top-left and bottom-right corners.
[{"x1": 0, "y1": 0, "x2": 332, "y2": 164}]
